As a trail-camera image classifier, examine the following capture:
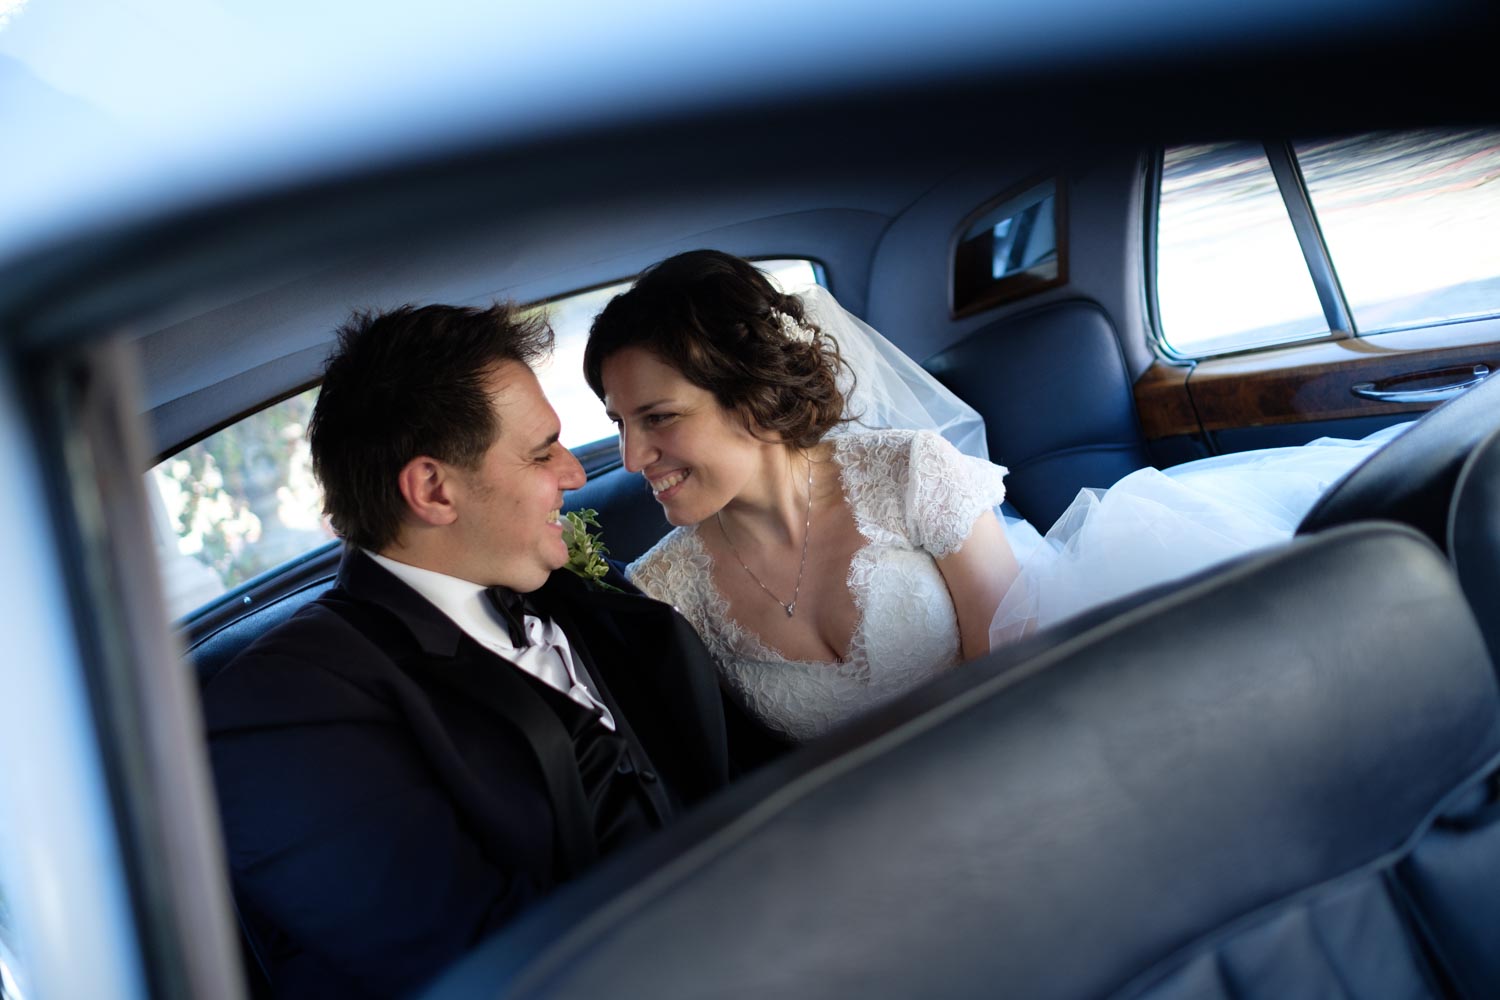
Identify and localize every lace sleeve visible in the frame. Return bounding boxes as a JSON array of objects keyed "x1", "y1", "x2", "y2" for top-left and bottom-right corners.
[
  {"x1": 625, "y1": 532, "x2": 687, "y2": 607},
  {"x1": 624, "y1": 530, "x2": 699, "y2": 617},
  {"x1": 906, "y1": 430, "x2": 1008, "y2": 558}
]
